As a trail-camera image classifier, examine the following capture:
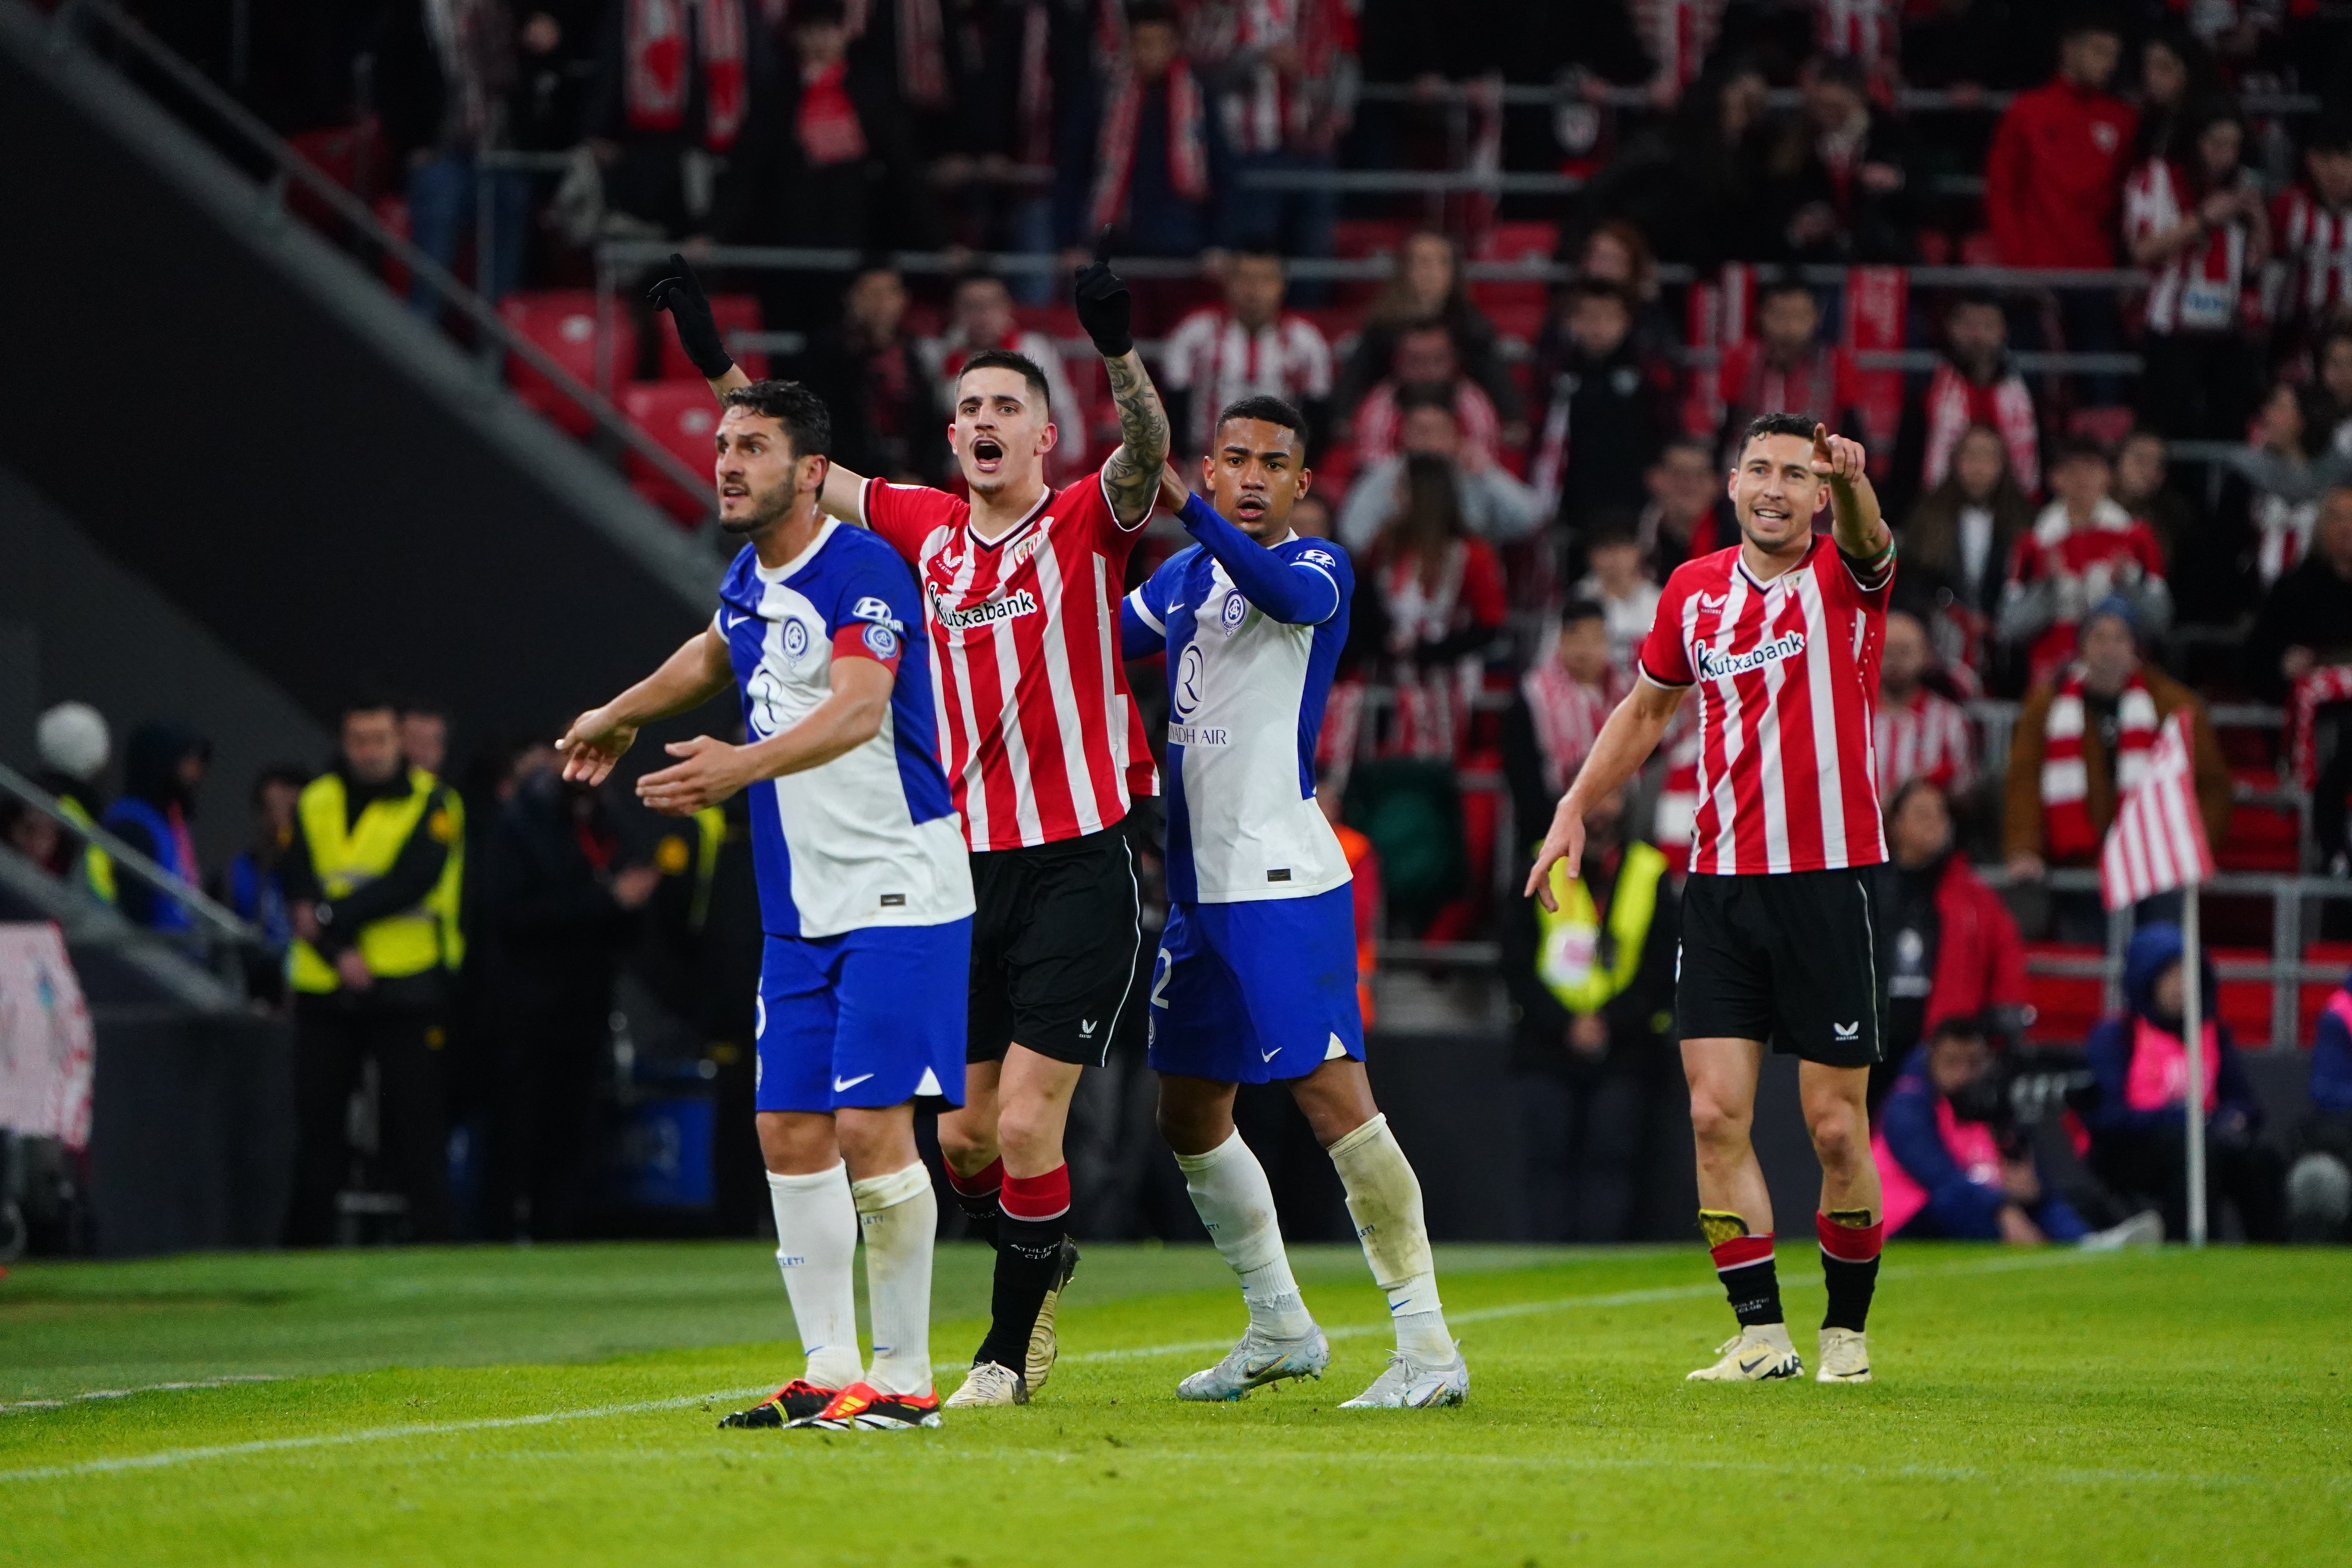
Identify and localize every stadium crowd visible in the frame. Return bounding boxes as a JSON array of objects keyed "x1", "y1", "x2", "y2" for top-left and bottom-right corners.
[{"x1": 16, "y1": 0, "x2": 2352, "y2": 1247}]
